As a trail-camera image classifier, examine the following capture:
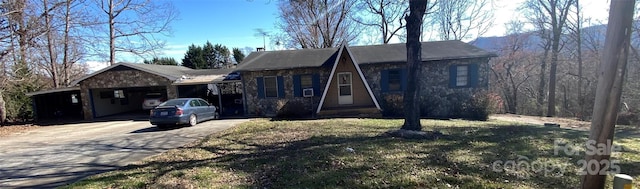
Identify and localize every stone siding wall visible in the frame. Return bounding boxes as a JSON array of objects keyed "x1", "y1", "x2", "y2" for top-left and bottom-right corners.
[
  {"x1": 243, "y1": 68, "x2": 331, "y2": 117},
  {"x1": 360, "y1": 57, "x2": 490, "y2": 118},
  {"x1": 243, "y1": 57, "x2": 490, "y2": 118},
  {"x1": 79, "y1": 69, "x2": 176, "y2": 120}
]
